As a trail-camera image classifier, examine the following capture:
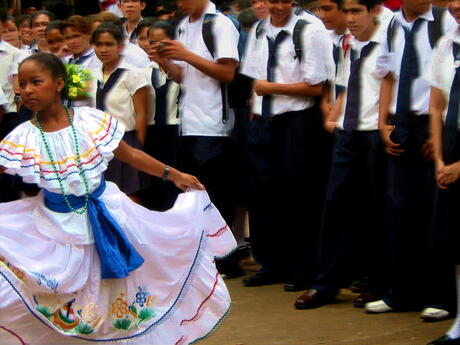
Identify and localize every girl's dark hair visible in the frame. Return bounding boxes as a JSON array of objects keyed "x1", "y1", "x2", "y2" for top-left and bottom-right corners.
[
  {"x1": 149, "y1": 20, "x2": 174, "y2": 39},
  {"x1": 20, "y1": 52, "x2": 68, "y2": 98},
  {"x1": 135, "y1": 17, "x2": 156, "y2": 37},
  {"x1": 31, "y1": 10, "x2": 56, "y2": 25},
  {"x1": 92, "y1": 22, "x2": 124, "y2": 44},
  {"x1": 16, "y1": 14, "x2": 32, "y2": 28},
  {"x1": 45, "y1": 20, "x2": 64, "y2": 36},
  {"x1": 5, "y1": 16, "x2": 18, "y2": 27}
]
